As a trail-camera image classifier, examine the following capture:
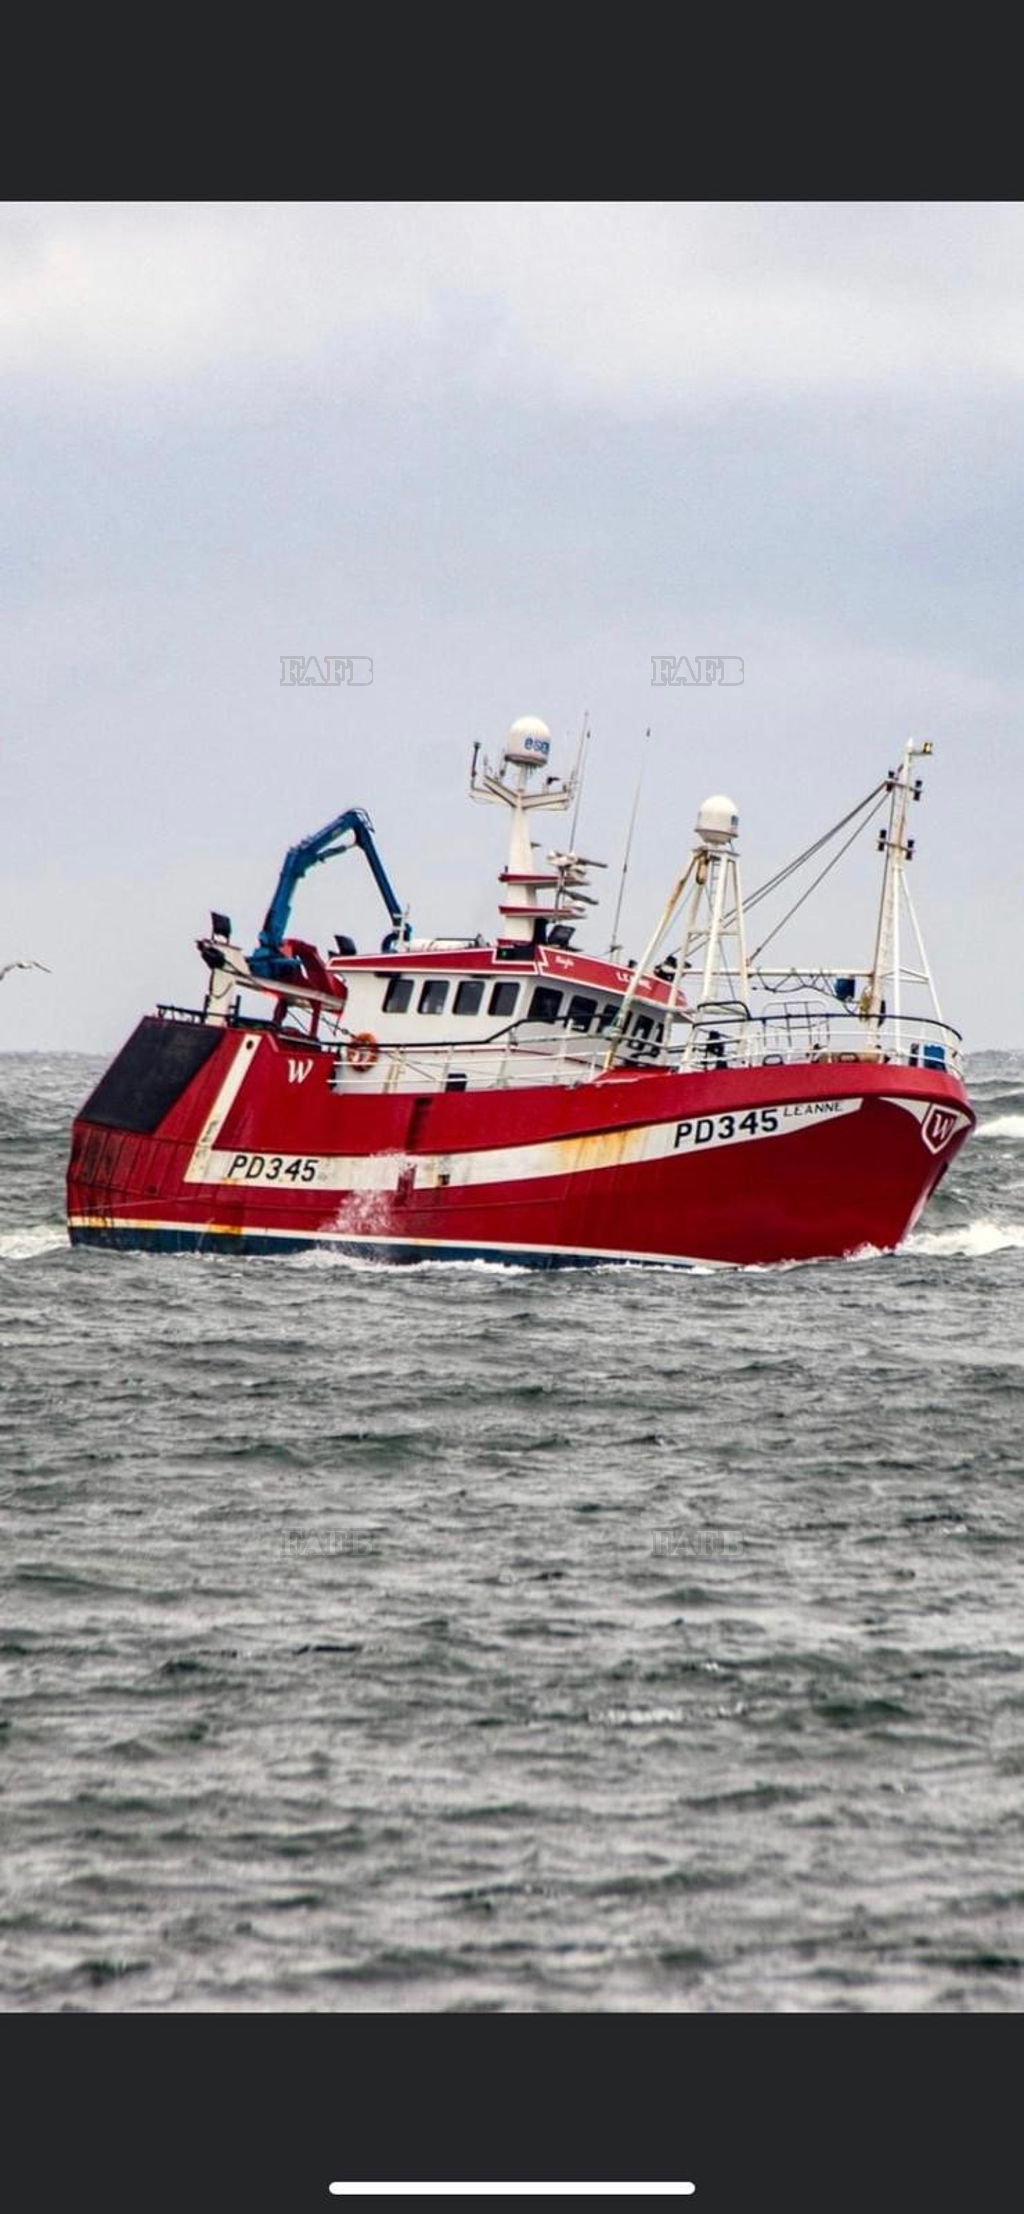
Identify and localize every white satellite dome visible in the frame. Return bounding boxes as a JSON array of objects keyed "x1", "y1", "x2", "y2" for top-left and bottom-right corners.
[
  {"x1": 695, "y1": 794, "x2": 739, "y2": 845},
  {"x1": 503, "y1": 714, "x2": 552, "y2": 768}
]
